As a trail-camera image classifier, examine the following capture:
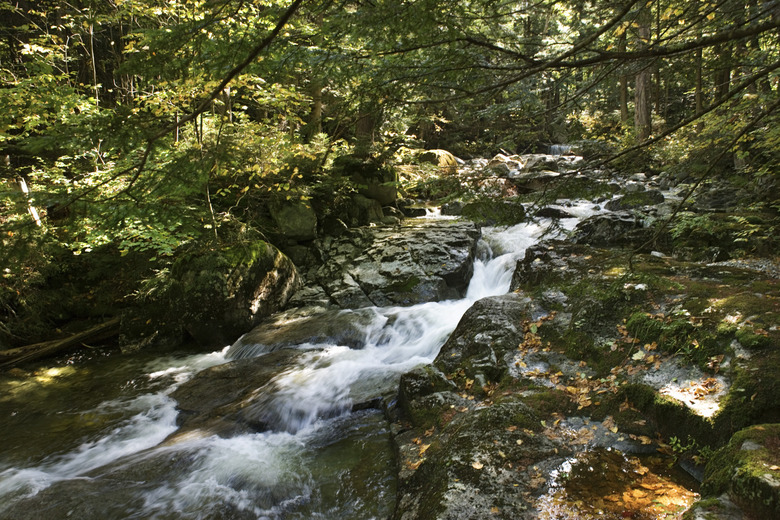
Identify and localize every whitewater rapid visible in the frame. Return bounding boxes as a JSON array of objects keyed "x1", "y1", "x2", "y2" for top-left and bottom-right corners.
[{"x1": 0, "y1": 204, "x2": 601, "y2": 519}]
